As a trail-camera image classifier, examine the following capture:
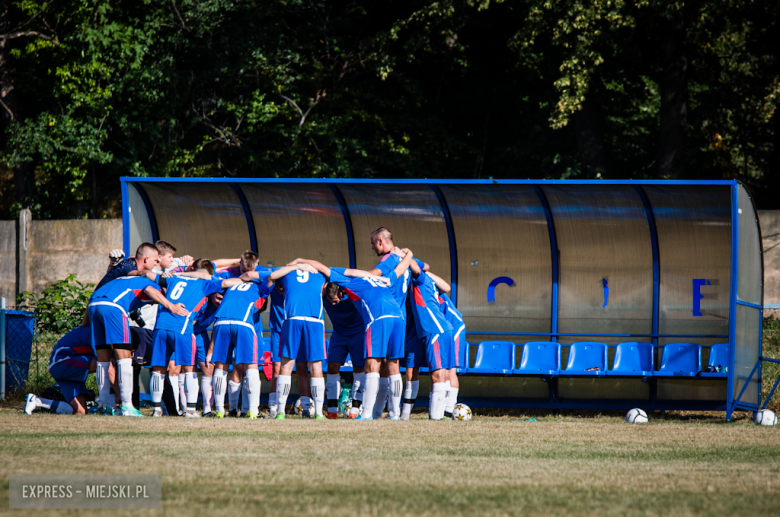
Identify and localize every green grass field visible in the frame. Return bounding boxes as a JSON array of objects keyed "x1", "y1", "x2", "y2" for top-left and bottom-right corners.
[{"x1": 0, "y1": 409, "x2": 778, "y2": 516}]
